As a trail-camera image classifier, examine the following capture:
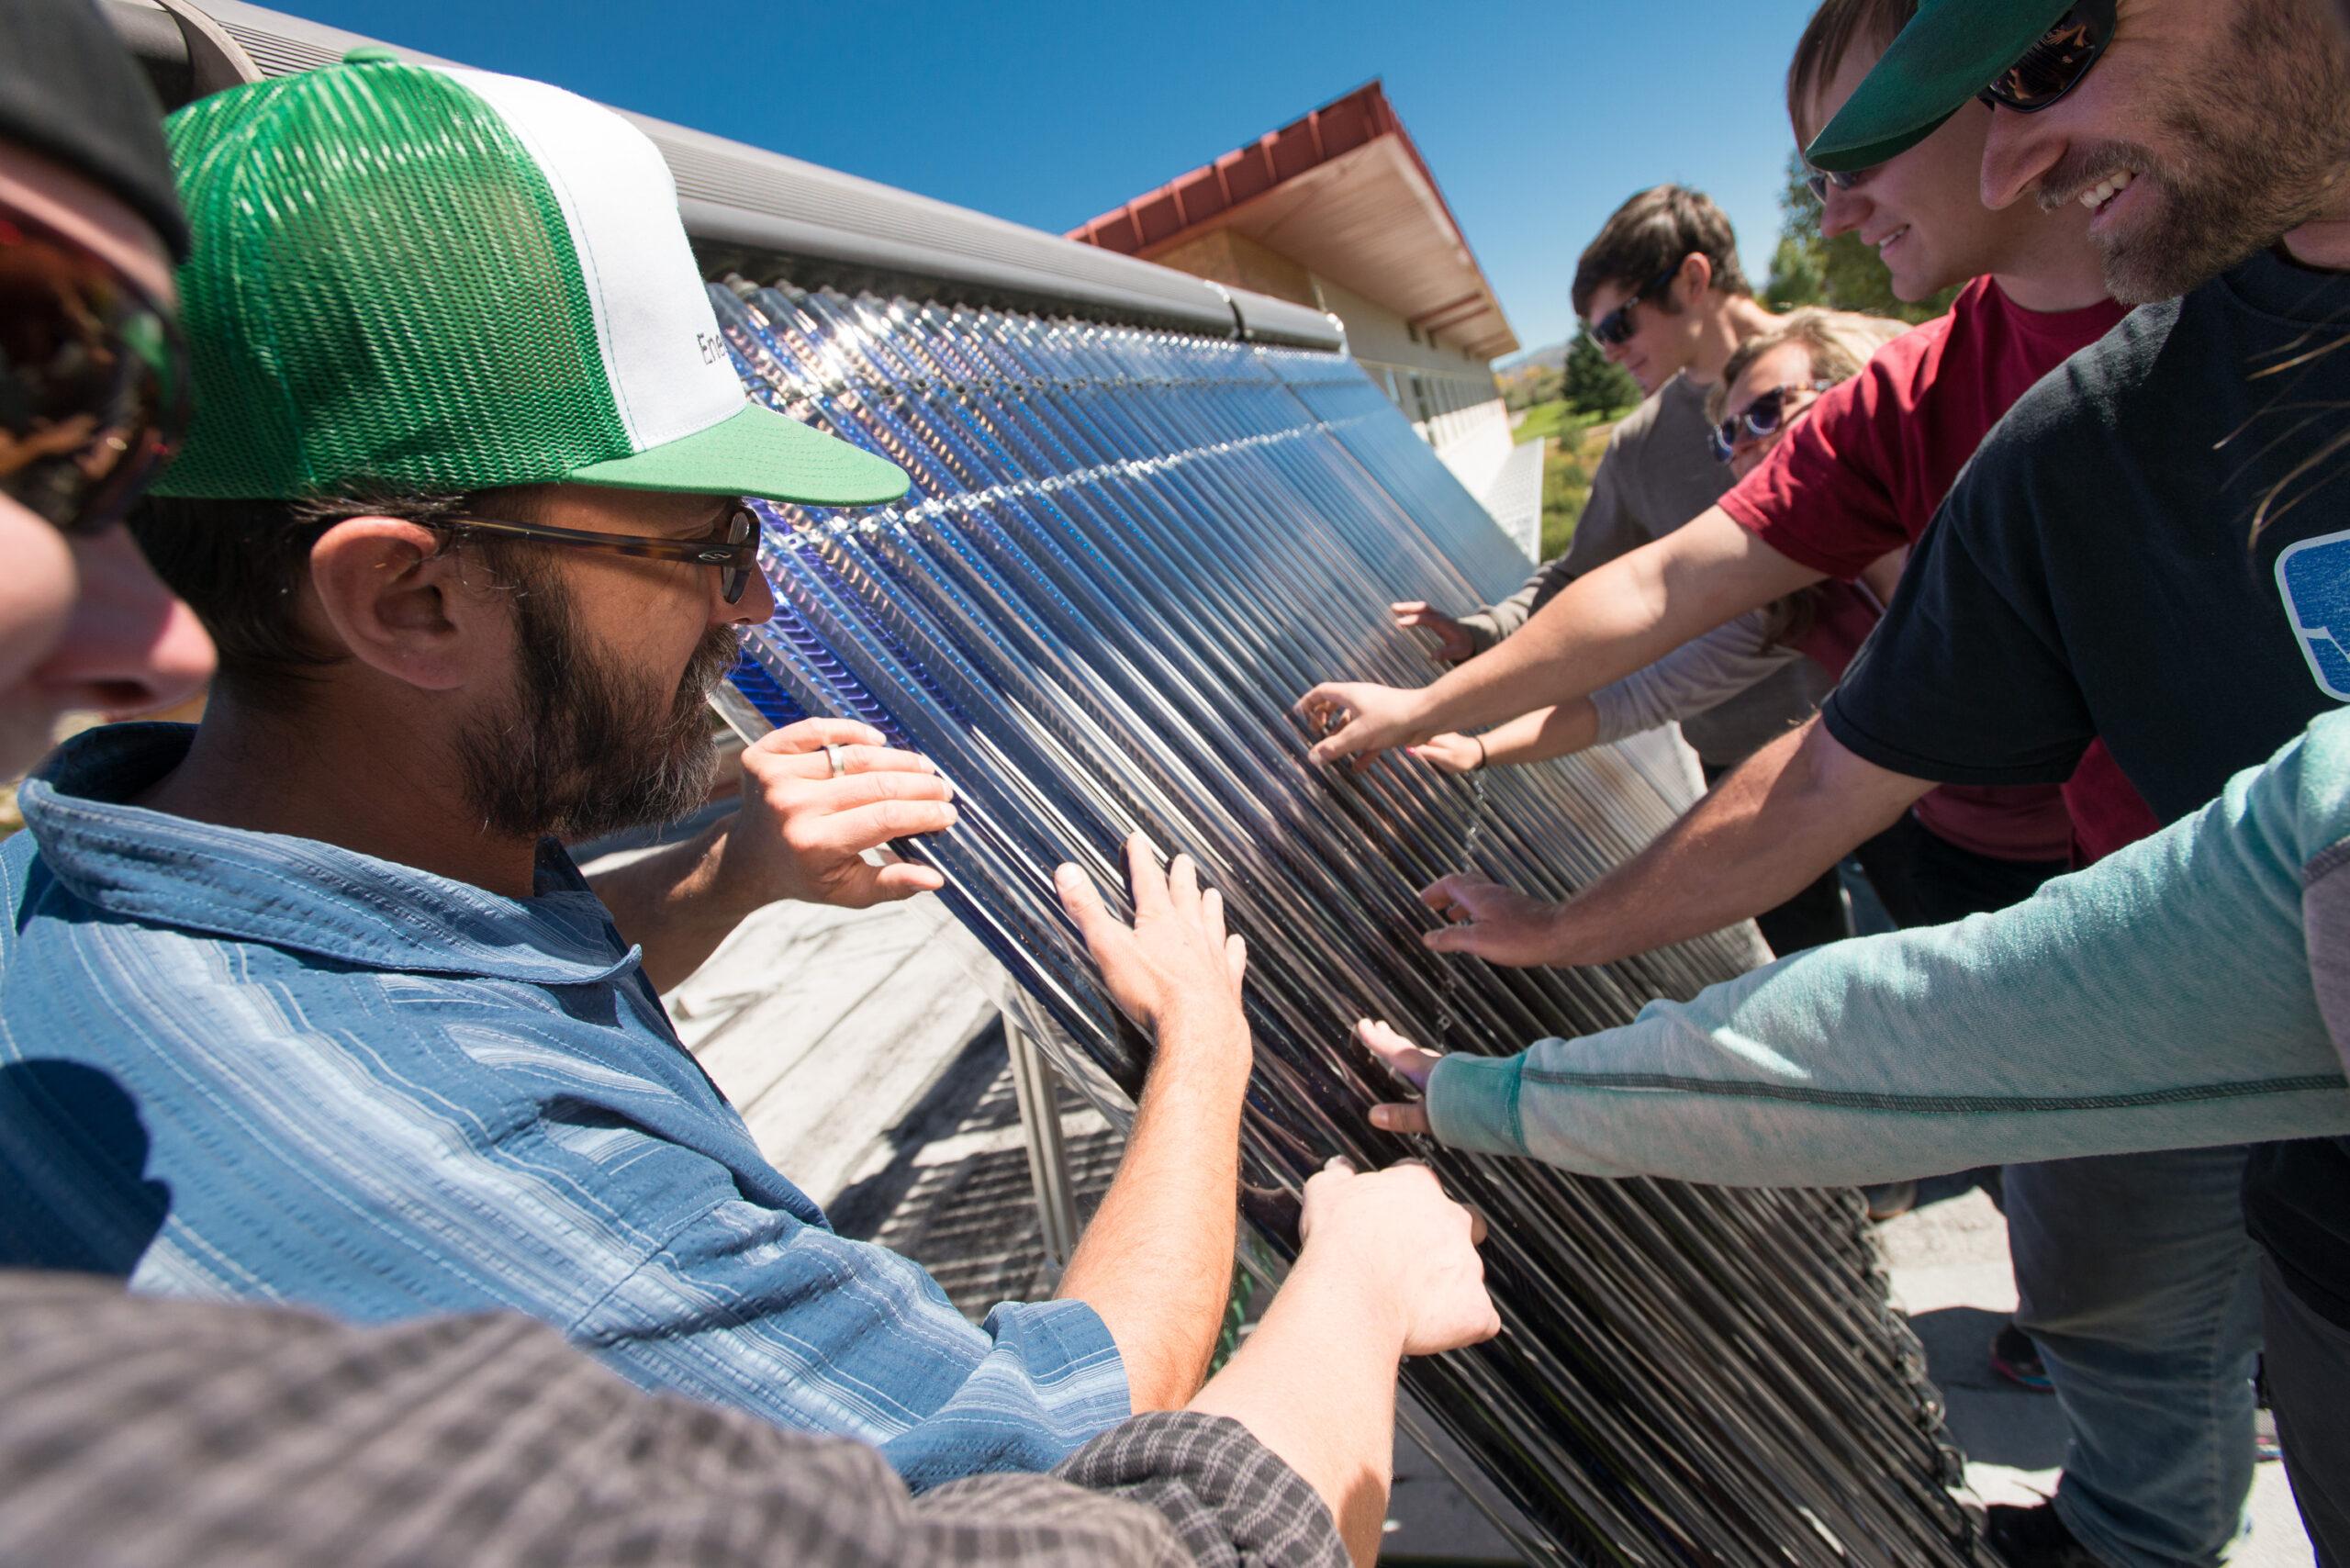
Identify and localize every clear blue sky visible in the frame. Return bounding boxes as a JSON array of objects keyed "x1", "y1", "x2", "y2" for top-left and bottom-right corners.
[{"x1": 287, "y1": 0, "x2": 1830, "y2": 359}]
